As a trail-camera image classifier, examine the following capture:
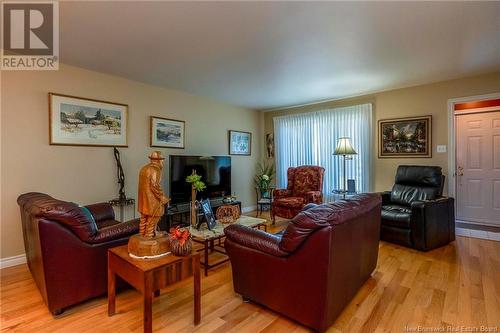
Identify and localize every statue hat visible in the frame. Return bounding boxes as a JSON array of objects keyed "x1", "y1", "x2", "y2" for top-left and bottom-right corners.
[{"x1": 148, "y1": 151, "x2": 165, "y2": 160}]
